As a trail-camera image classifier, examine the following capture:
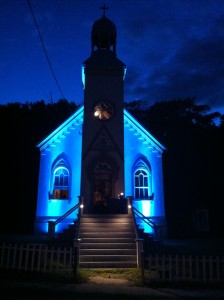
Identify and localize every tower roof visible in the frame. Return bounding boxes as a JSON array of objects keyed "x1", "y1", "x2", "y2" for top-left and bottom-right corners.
[{"x1": 91, "y1": 16, "x2": 117, "y2": 52}]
